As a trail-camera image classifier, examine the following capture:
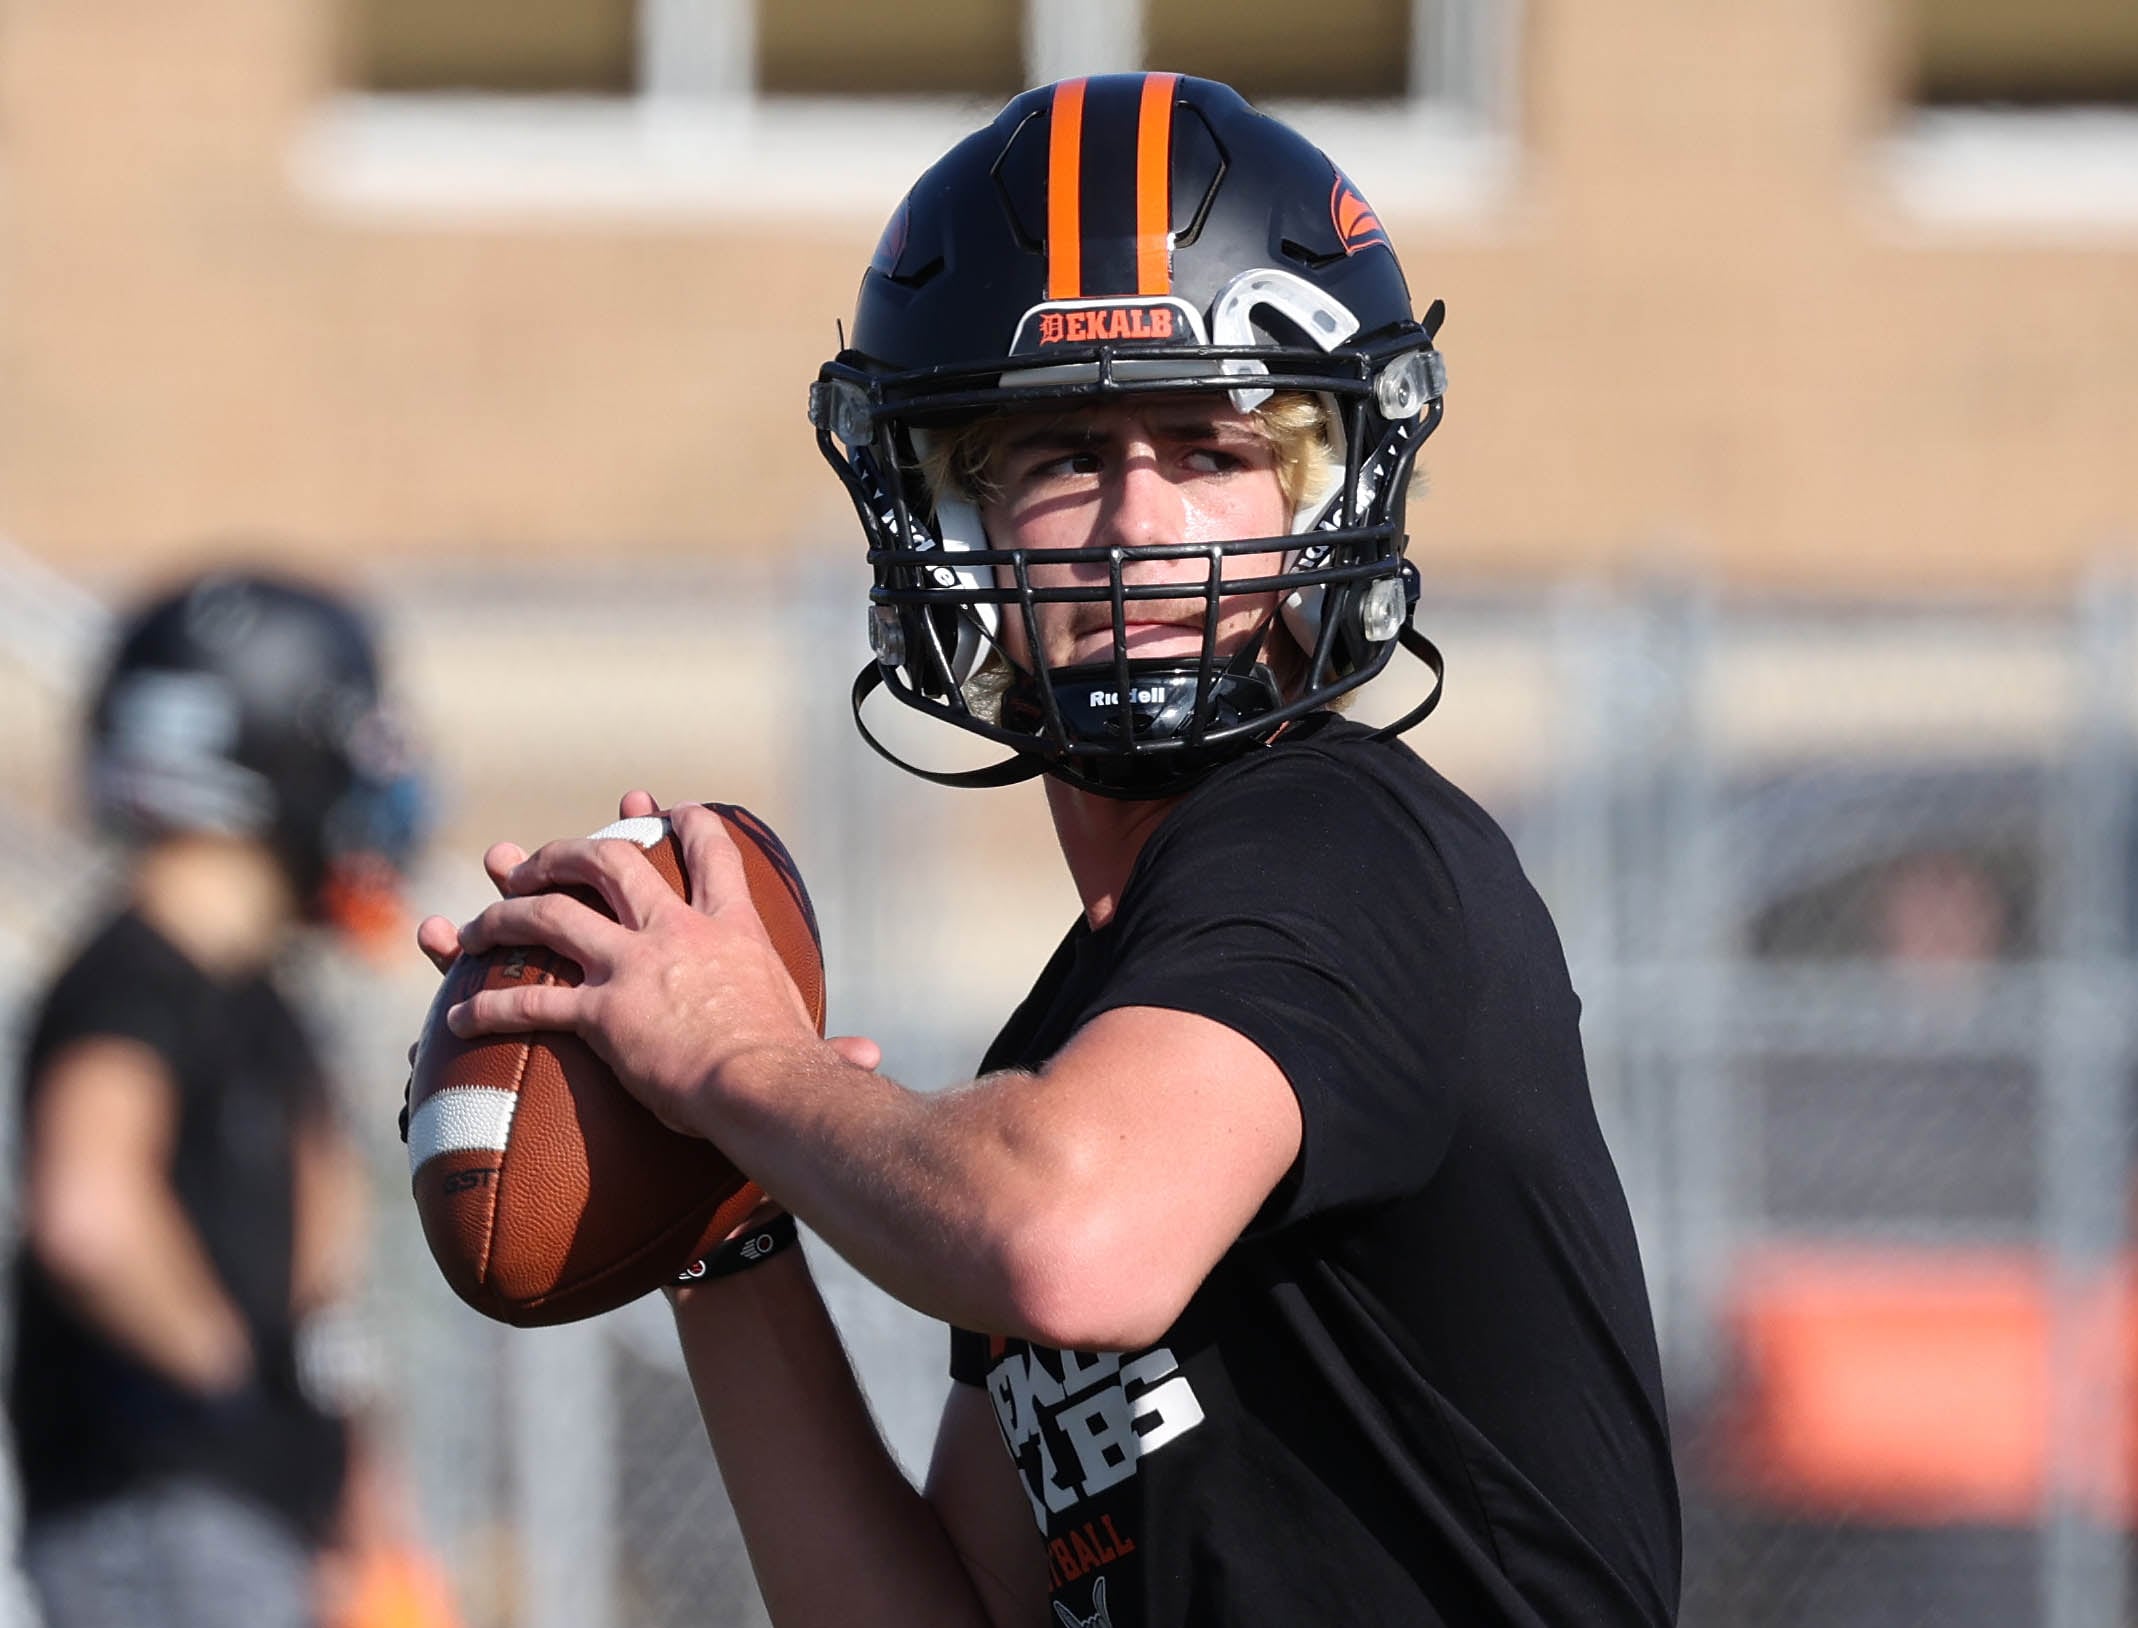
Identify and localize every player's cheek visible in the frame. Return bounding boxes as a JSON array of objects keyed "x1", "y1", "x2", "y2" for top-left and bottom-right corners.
[{"x1": 991, "y1": 597, "x2": 1037, "y2": 667}]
